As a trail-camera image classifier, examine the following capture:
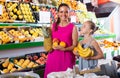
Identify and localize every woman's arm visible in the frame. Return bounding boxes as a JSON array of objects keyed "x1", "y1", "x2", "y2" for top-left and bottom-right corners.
[
  {"x1": 64, "y1": 26, "x2": 78, "y2": 51},
  {"x1": 89, "y1": 40, "x2": 104, "y2": 60}
]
